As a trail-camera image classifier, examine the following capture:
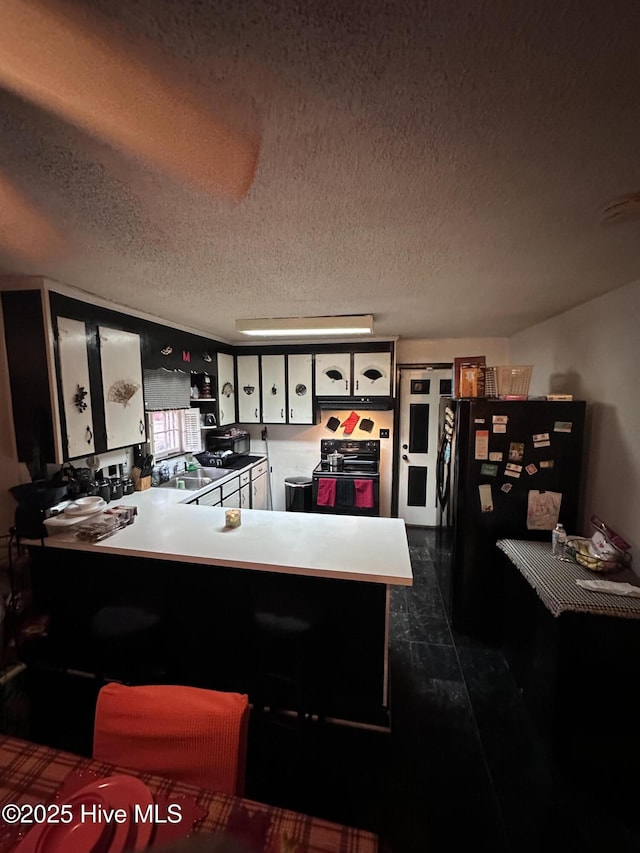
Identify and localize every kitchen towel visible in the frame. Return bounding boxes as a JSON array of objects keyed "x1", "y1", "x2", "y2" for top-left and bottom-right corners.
[
  {"x1": 316, "y1": 478, "x2": 336, "y2": 507},
  {"x1": 354, "y1": 479, "x2": 374, "y2": 509},
  {"x1": 336, "y1": 478, "x2": 355, "y2": 507}
]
